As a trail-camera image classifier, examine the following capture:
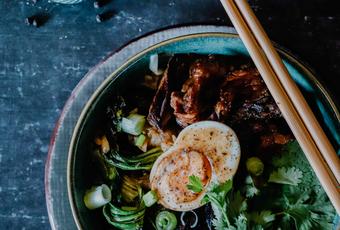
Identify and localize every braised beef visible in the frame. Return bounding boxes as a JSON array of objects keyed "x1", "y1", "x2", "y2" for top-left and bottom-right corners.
[
  {"x1": 147, "y1": 54, "x2": 196, "y2": 129},
  {"x1": 214, "y1": 67, "x2": 281, "y2": 122},
  {"x1": 147, "y1": 54, "x2": 293, "y2": 152},
  {"x1": 170, "y1": 55, "x2": 235, "y2": 127}
]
